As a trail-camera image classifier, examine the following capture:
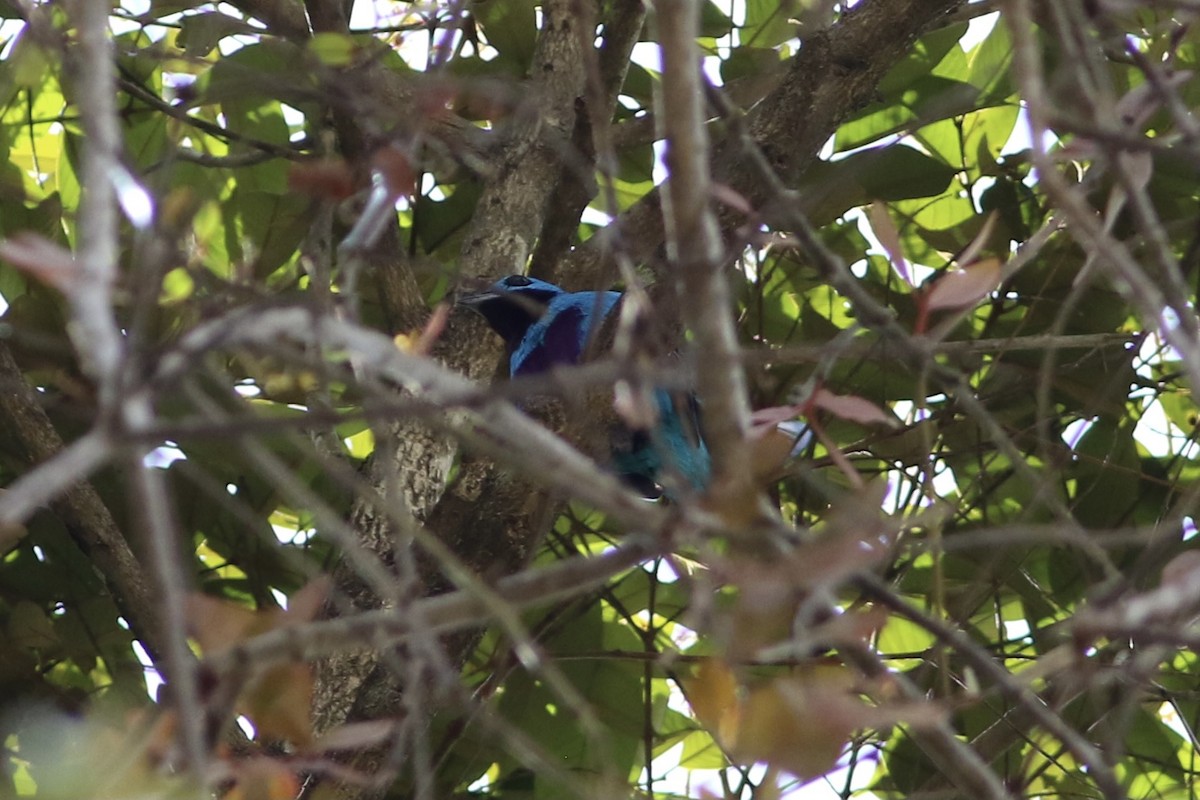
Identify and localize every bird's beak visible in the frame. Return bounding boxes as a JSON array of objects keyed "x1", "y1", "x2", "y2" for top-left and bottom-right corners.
[{"x1": 455, "y1": 286, "x2": 500, "y2": 309}]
